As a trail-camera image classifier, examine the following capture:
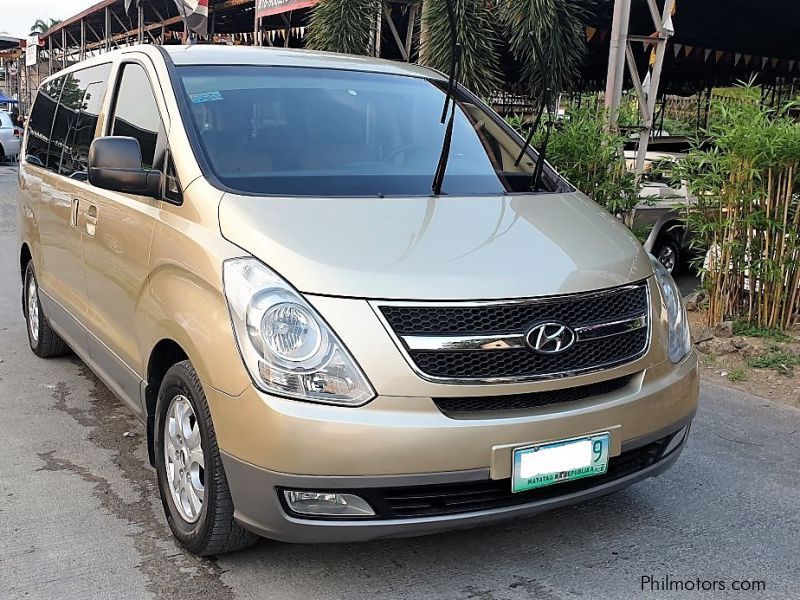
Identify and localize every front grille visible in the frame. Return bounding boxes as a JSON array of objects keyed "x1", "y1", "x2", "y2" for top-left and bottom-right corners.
[
  {"x1": 433, "y1": 375, "x2": 633, "y2": 416},
  {"x1": 380, "y1": 284, "x2": 648, "y2": 335},
  {"x1": 377, "y1": 282, "x2": 650, "y2": 382},
  {"x1": 280, "y1": 432, "x2": 677, "y2": 520}
]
